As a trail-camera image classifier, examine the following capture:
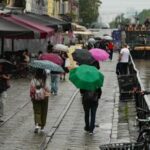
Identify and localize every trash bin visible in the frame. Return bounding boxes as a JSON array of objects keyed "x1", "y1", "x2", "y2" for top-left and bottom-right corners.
[{"x1": 99, "y1": 142, "x2": 144, "y2": 150}]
